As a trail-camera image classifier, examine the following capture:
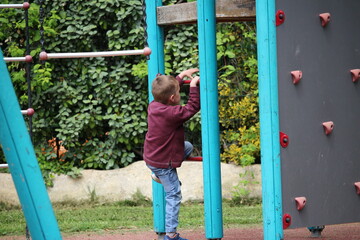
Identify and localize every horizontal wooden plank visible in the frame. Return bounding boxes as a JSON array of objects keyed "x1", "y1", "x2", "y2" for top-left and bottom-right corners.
[{"x1": 157, "y1": 0, "x2": 256, "y2": 25}]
